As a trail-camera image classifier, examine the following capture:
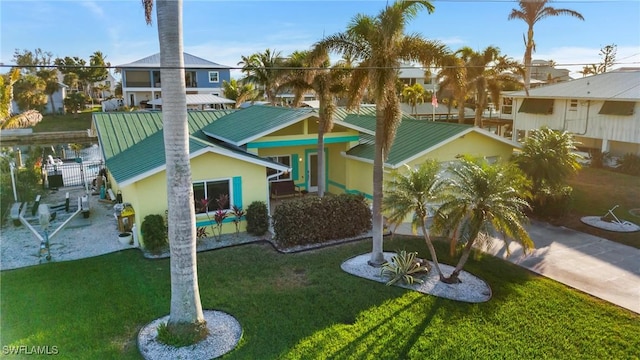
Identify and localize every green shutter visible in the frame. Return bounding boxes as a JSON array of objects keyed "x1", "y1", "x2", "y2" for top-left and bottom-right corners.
[
  {"x1": 232, "y1": 177, "x2": 242, "y2": 208},
  {"x1": 292, "y1": 154, "x2": 299, "y2": 180}
]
